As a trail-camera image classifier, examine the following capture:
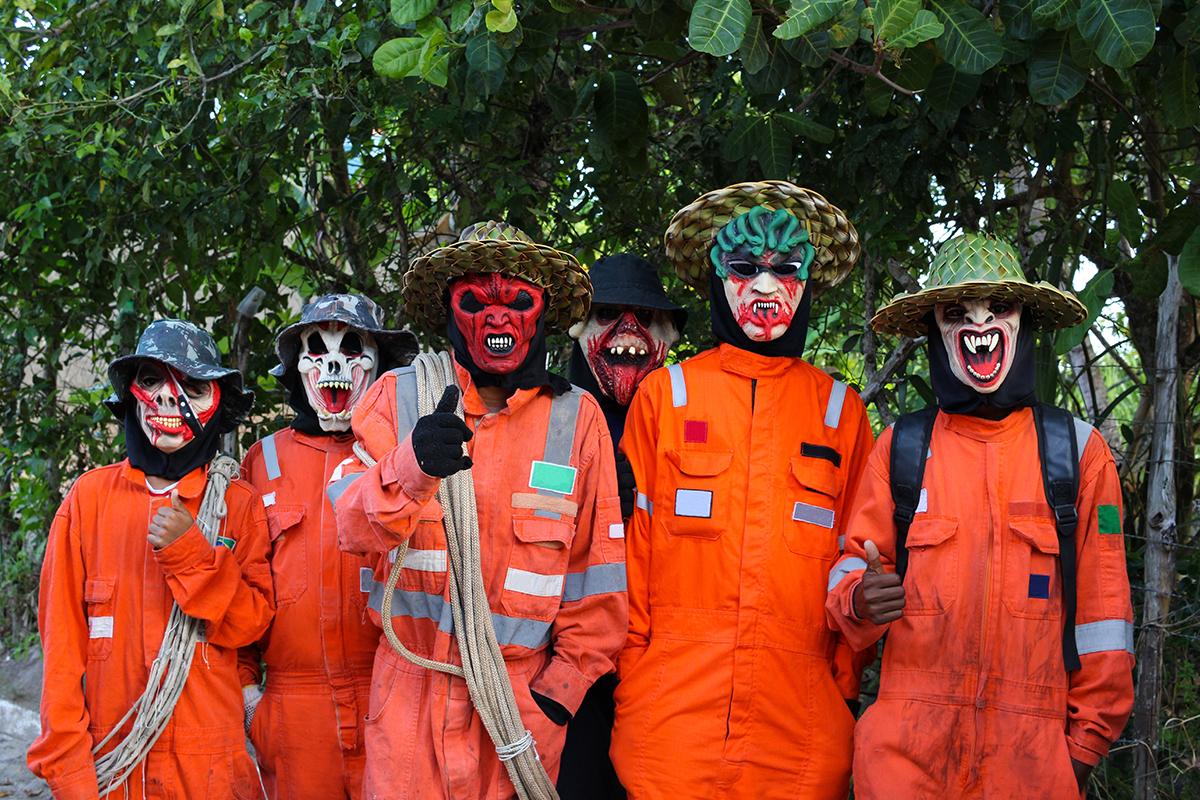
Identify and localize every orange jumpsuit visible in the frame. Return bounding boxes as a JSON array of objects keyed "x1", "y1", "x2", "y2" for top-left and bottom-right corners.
[
  {"x1": 611, "y1": 344, "x2": 875, "y2": 800},
  {"x1": 332, "y1": 362, "x2": 628, "y2": 800},
  {"x1": 239, "y1": 429, "x2": 379, "y2": 799},
  {"x1": 28, "y1": 460, "x2": 274, "y2": 800},
  {"x1": 826, "y1": 409, "x2": 1135, "y2": 799}
]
